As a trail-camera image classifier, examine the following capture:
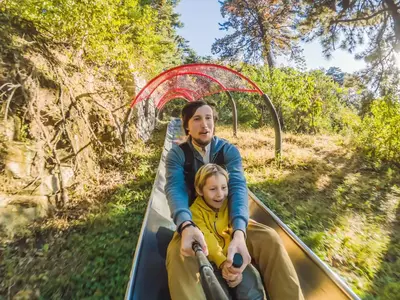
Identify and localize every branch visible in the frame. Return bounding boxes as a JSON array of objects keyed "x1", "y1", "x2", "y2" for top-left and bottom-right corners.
[
  {"x1": 1, "y1": 84, "x2": 21, "y2": 121},
  {"x1": 334, "y1": 9, "x2": 388, "y2": 23},
  {"x1": 75, "y1": 92, "x2": 124, "y2": 145},
  {"x1": 74, "y1": 101, "x2": 120, "y2": 163},
  {"x1": 112, "y1": 102, "x2": 129, "y2": 113},
  {"x1": 121, "y1": 107, "x2": 133, "y2": 145},
  {"x1": 29, "y1": 81, "x2": 68, "y2": 208},
  {"x1": 60, "y1": 141, "x2": 93, "y2": 162}
]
